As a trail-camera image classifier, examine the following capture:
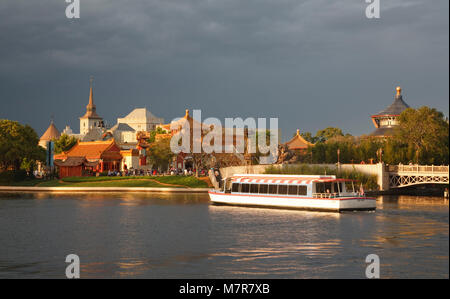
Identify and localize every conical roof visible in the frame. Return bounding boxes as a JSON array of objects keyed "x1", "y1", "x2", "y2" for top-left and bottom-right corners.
[
  {"x1": 40, "y1": 121, "x2": 61, "y2": 141},
  {"x1": 373, "y1": 87, "x2": 410, "y2": 116}
]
